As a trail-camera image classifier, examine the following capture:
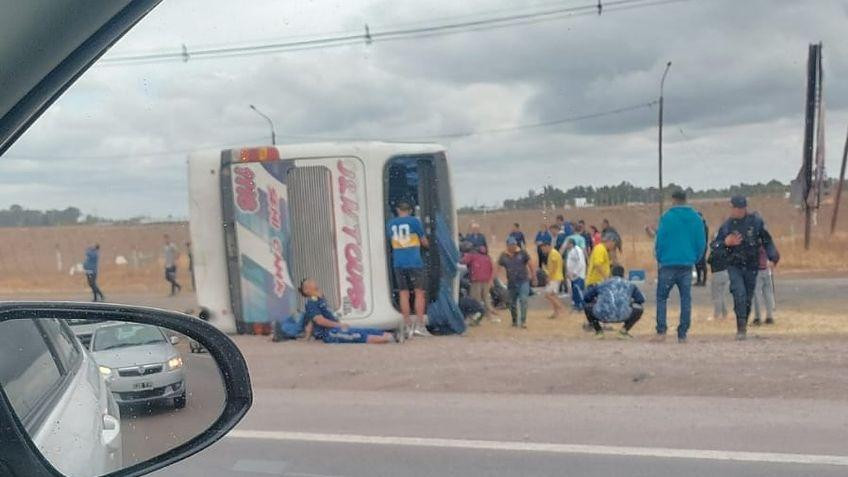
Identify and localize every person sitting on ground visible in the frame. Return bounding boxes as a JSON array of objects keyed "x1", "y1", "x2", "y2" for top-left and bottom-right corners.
[
  {"x1": 583, "y1": 265, "x2": 645, "y2": 340},
  {"x1": 299, "y1": 278, "x2": 396, "y2": 344},
  {"x1": 539, "y1": 240, "x2": 565, "y2": 320}
]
